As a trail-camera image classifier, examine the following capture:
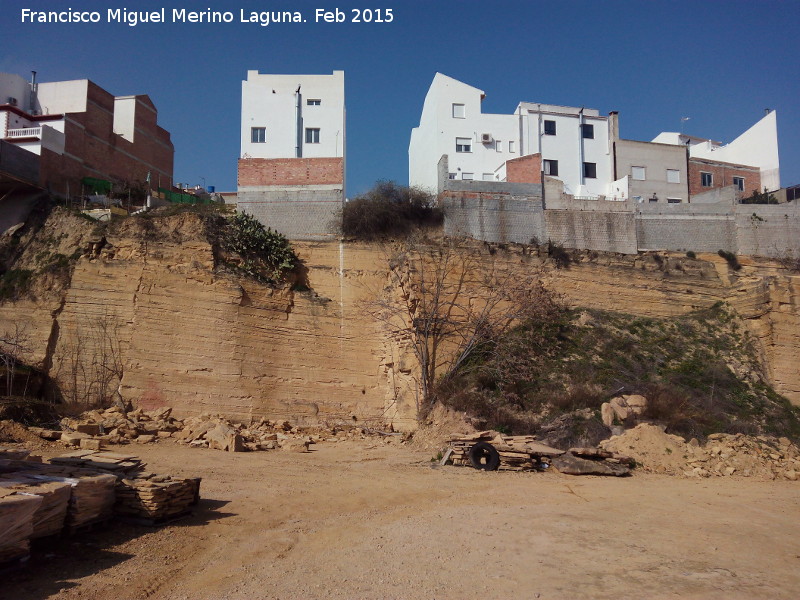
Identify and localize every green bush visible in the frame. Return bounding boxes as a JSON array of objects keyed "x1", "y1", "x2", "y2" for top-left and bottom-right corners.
[
  {"x1": 222, "y1": 213, "x2": 297, "y2": 282},
  {"x1": 342, "y1": 181, "x2": 442, "y2": 240},
  {"x1": 0, "y1": 269, "x2": 34, "y2": 300},
  {"x1": 718, "y1": 249, "x2": 742, "y2": 271}
]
